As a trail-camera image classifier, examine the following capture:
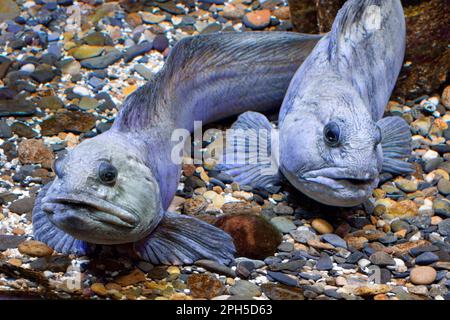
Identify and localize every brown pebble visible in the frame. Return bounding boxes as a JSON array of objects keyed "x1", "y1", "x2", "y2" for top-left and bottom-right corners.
[
  {"x1": 115, "y1": 269, "x2": 146, "y2": 286},
  {"x1": 91, "y1": 283, "x2": 108, "y2": 297},
  {"x1": 18, "y1": 240, "x2": 53, "y2": 257},
  {"x1": 311, "y1": 218, "x2": 334, "y2": 234},
  {"x1": 410, "y1": 266, "x2": 437, "y2": 285}
]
